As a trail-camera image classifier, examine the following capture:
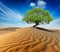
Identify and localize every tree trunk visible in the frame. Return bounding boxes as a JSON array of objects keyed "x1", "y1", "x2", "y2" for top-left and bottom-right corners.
[{"x1": 33, "y1": 23, "x2": 39, "y2": 27}]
